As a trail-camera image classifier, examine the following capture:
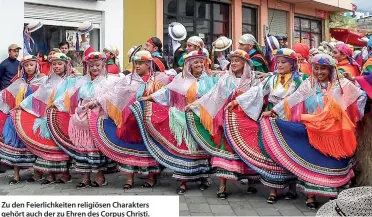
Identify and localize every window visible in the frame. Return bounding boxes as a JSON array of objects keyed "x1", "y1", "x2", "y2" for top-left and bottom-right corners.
[
  {"x1": 26, "y1": 24, "x2": 100, "y2": 70},
  {"x1": 163, "y1": 0, "x2": 230, "y2": 56},
  {"x1": 294, "y1": 17, "x2": 322, "y2": 48},
  {"x1": 242, "y1": 6, "x2": 257, "y2": 38}
]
